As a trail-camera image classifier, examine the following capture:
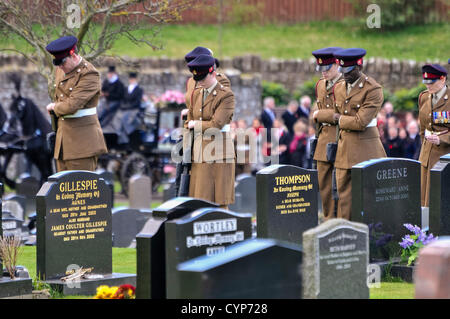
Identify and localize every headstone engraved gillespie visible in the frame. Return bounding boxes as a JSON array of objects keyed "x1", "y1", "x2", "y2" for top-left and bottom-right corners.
[
  {"x1": 36, "y1": 171, "x2": 113, "y2": 279},
  {"x1": 351, "y1": 158, "x2": 421, "y2": 259},
  {"x1": 257, "y1": 165, "x2": 318, "y2": 245},
  {"x1": 303, "y1": 219, "x2": 369, "y2": 299},
  {"x1": 165, "y1": 208, "x2": 252, "y2": 298}
]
